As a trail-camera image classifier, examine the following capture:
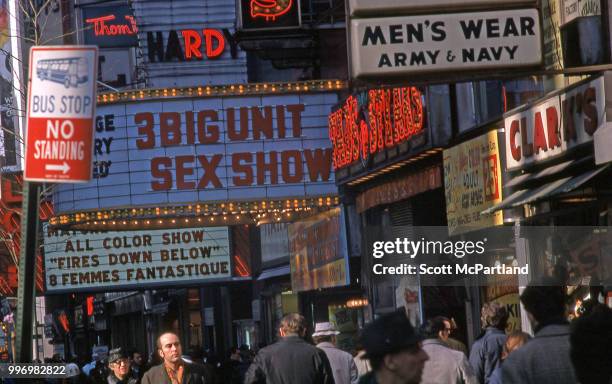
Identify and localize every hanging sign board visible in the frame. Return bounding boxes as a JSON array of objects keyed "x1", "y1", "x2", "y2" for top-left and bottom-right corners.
[
  {"x1": 350, "y1": 8, "x2": 542, "y2": 78},
  {"x1": 24, "y1": 46, "x2": 98, "y2": 182}
]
